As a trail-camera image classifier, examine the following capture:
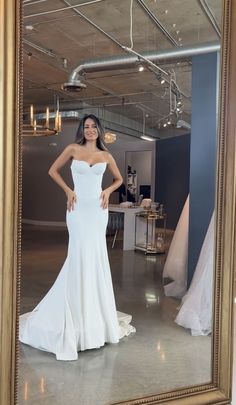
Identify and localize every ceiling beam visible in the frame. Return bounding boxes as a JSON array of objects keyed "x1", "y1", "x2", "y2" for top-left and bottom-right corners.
[
  {"x1": 136, "y1": 0, "x2": 179, "y2": 46},
  {"x1": 197, "y1": 0, "x2": 221, "y2": 38}
]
